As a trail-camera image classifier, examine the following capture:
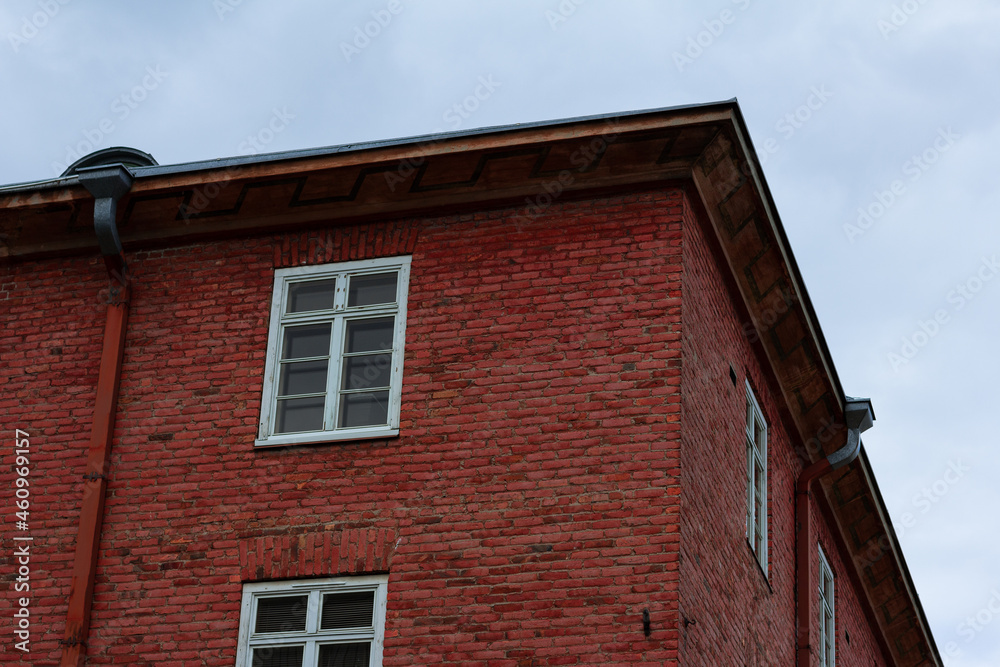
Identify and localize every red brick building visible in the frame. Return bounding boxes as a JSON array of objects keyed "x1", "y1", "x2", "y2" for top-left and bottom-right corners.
[{"x1": 1, "y1": 101, "x2": 941, "y2": 665}]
